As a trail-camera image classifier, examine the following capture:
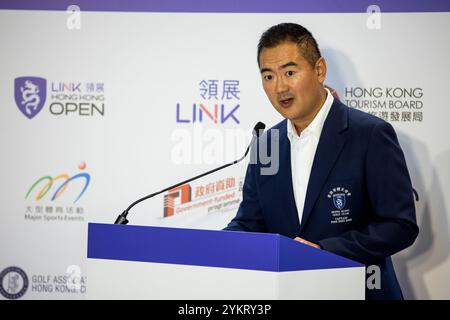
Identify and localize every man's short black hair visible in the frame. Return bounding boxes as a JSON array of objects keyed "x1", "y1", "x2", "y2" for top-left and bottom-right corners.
[{"x1": 257, "y1": 23, "x2": 322, "y2": 67}]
